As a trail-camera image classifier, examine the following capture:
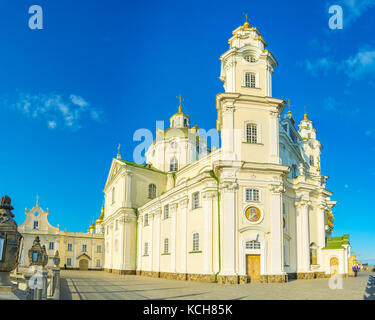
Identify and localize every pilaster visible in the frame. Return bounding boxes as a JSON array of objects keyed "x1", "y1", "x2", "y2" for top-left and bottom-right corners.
[
  {"x1": 220, "y1": 180, "x2": 238, "y2": 275},
  {"x1": 203, "y1": 190, "x2": 216, "y2": 274},
  {"x1": 295, "y1": 198, "x2": 312, "y2": 273},
  {"x1": 179, "y1": 197, "x2": 189, "y2": 274}
]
